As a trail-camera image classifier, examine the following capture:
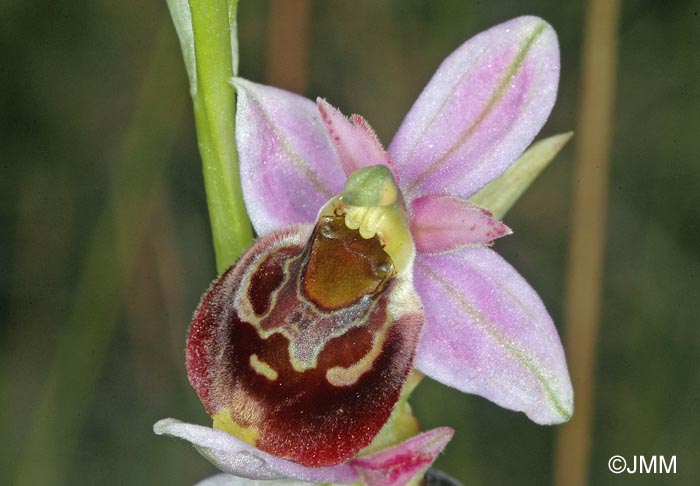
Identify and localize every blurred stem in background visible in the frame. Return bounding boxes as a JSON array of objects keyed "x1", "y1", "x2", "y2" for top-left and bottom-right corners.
[
  {"x1": 14, "y1": 23, "x2": 187, "y2": 486},
  {"x1": 180, "y1": 0, "x2": 254, "y2": 273},
  {"x1": 554, "y1": 0, "x2": 621, "y2": 485},
  {"x1": 265, "y1": 0, "x2": 311, "y2": 94}
]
